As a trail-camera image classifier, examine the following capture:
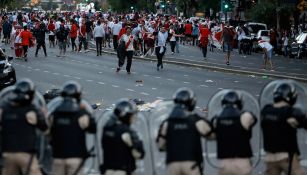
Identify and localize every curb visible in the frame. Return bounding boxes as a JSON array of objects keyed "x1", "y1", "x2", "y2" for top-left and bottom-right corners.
[{"x1": 90, "y1": 48, "x2": 307, "y2": 83}]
